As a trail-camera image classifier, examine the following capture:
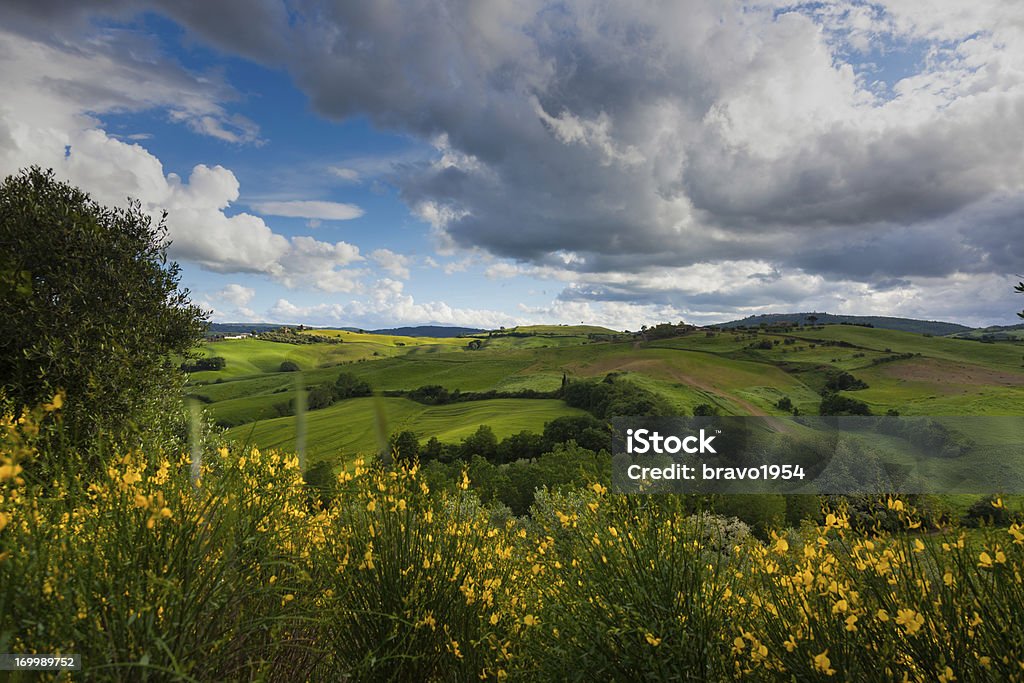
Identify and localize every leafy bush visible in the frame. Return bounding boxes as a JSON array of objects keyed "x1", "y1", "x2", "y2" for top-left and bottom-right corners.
[
  {"x1": 279, "y1": 360, "x2": 300, "y2": 372},
  {"x1": 825, "y1": 371, "x2": 869, "y2": 392},
  {"x1": 7, "y1": 401, "x2": 1024, "y2": 681},
  {"x1": 0, "y1": 167, "x2": 207, "y2": 461},
  {"x1": 334, "y1": 372, "x2": 372, "y2": 400},
  {"x1": 819, "y1": 393, "x2": 872, "y2": 416}
]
